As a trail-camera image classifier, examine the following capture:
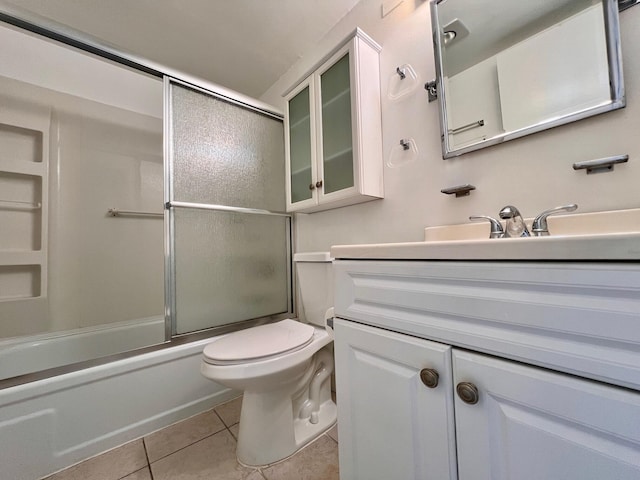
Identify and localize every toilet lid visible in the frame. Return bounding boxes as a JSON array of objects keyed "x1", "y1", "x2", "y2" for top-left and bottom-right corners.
[{"x1": 203, "y1": 319, "x2": 315, "y2": 364}]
